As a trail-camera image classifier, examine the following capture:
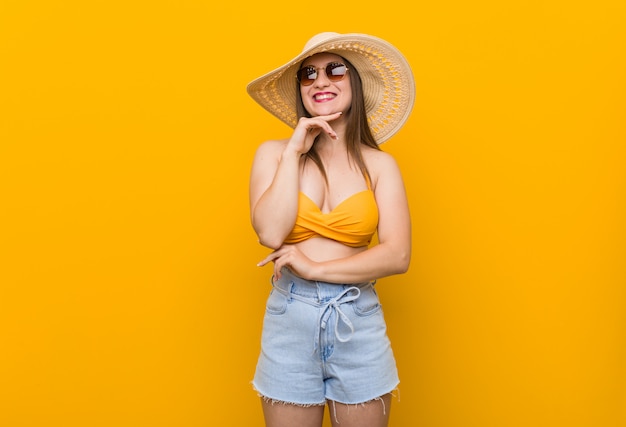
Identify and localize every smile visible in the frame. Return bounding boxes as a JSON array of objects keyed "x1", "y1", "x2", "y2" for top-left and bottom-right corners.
[{"x1": 313, "y1": 93, "x2": 336, "y2": 101}]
